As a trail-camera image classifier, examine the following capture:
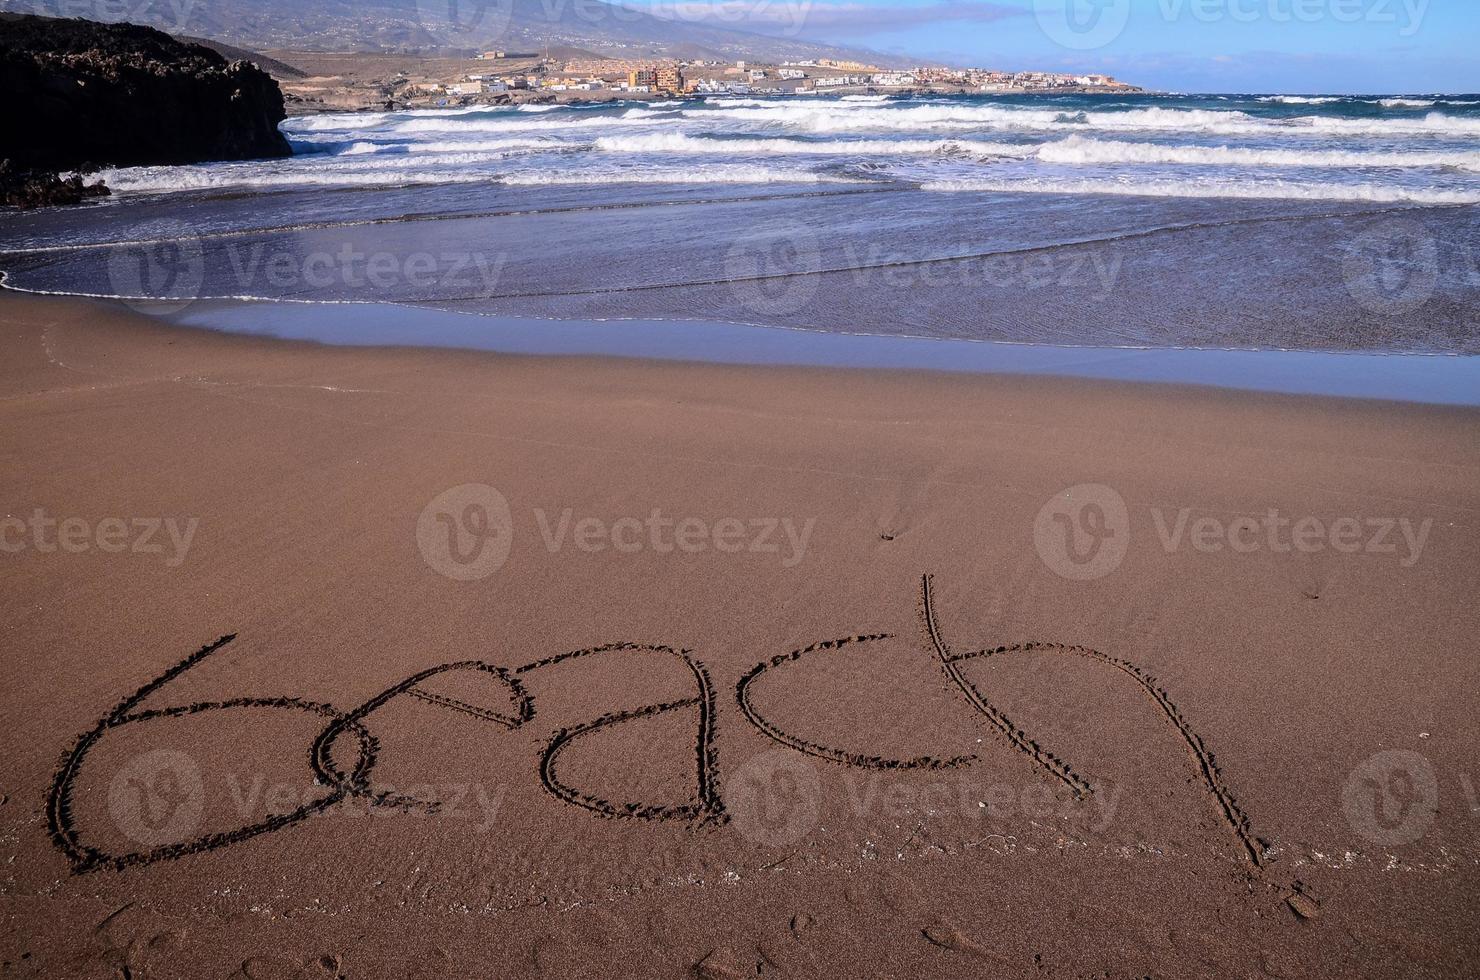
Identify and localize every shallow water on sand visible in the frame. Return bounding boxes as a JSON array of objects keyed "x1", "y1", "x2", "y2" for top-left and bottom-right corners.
[
  {"x1": 167, "y1": 300, "x2": 1480, "y2": 406},
  {"x1": 2, "y1": 94, "x2": 1478, "y2": 360},
  {"x1": 3, "y1": 180, "x2": 1478, "y2": 356}
]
